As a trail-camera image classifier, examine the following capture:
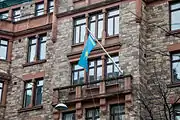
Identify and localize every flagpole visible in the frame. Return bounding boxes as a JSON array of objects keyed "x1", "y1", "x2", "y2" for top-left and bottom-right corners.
[{"x1": 86, "y1": 27, "x2": 123, "y2": 75}]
